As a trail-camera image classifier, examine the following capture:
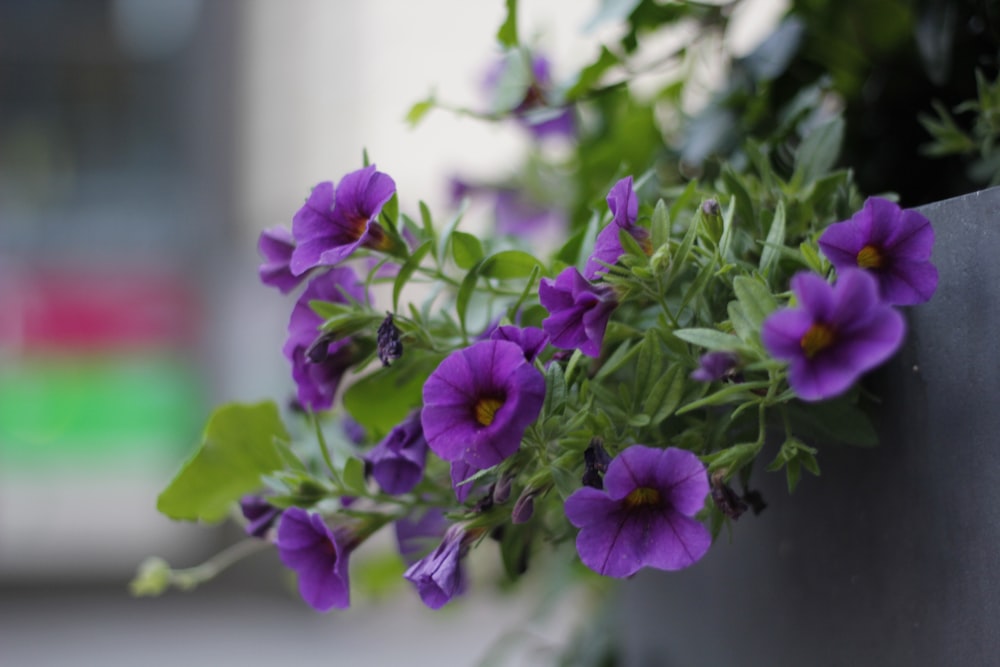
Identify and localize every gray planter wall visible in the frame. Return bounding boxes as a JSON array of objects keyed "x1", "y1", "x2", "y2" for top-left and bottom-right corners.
[{"x1": 619, "y1": 187, "x2": 1000, "y2": 667}]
